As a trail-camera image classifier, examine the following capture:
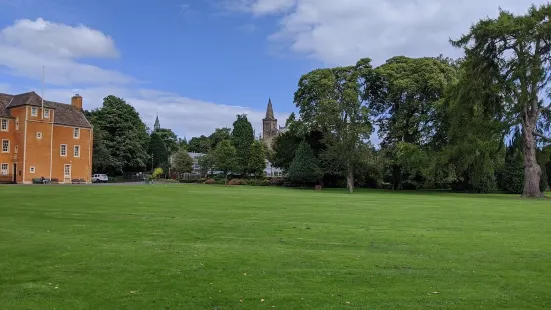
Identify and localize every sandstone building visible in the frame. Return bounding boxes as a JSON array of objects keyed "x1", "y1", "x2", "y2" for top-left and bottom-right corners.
[{"x1": 0, "y1": 91, "x2": 93, "y2": 184}]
